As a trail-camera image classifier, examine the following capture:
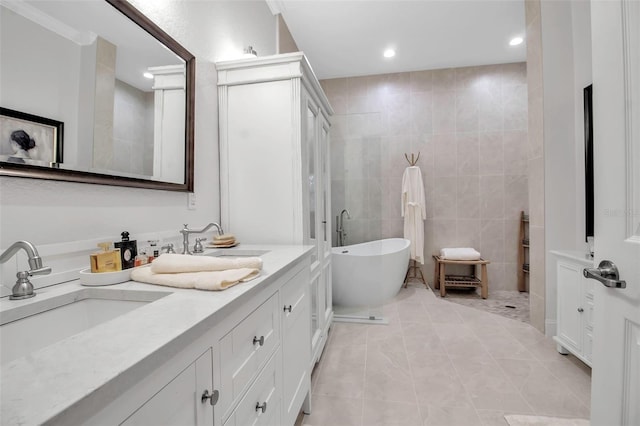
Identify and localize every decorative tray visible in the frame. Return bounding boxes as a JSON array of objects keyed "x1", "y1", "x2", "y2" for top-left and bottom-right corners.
[
  {"x1": 79, "y1": 267, "x2": 137, "y2": 286},
  {"x1": 206, "y1": 241, "x2": 239, "y2": 249}
]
